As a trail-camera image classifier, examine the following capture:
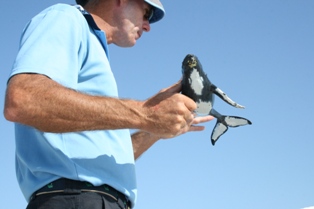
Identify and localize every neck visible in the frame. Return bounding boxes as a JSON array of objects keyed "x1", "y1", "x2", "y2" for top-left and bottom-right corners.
[{"x1": 84, "y1": 0, "x2": 117, "y2": 44}]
